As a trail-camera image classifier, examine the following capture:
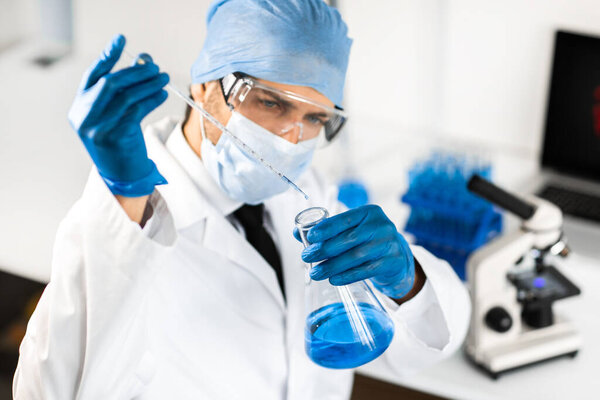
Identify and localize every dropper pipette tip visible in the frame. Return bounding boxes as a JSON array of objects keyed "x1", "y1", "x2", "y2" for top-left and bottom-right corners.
[{"x1": 283, "y1": 177, "x2": 309, "y2": 200}]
